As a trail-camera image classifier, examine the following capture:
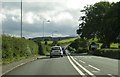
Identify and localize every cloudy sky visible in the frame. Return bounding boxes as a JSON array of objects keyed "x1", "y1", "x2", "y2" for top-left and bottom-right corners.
[{"x1": 1, "y1": 0, "x2": 119, "y2": 38}]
